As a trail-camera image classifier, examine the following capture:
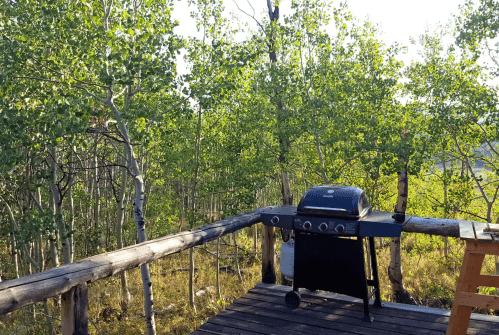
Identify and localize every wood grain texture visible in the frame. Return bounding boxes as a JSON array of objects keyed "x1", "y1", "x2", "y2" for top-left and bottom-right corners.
[
  {"x1": 215, "y1": 309, "x2": 312, "y2": 335},
  {"x1": 190, "y1": 283, "x2": 499, "y2": 335},
  {"x1": 403, "y1": 216, "x2": 460, "y2": 237},
  {"x1": 447, "y1": 241, "x2": 496, "y2": 335},
  {"x1": 456, "y1": 292, "x2": 499, "y2": 310},
  {"x1": 459, "y1": 221, "x2": 477, "y2": 240},
  {"x1": 74, "y1": 283, "x2": 89, "y2": 335},
  {"x1": 0, "y1": 210, "x2": 263, "y2": 315},
  {"x1": 477, "y1": 274, "x2": 499, "y2": 288},
  {"x1": 474, "y1": 222, "x2": 495, "y2": 242},
  {"x1": 240, "y1": 292, "x2": 444, "y2": 334},
  {"x1": 198, "y1": 320, "x2": 263, "y2": 335},
  {"x1": 61, "y1": 287, "x2": 75, "y2": 335},
  {"x1": 467, "y1": 241, "x2": 499, "y2": 255},
  {"x1": 211, "y1": 312, "x2": 312, "y2": 335},
  {"x1": 252, "y1": 283, "x2": 499, "y2": 335},
  {"x1": 261, "y1": 225, "x2": 276, "y2": 284},
  {"x1": 252, "y1": 282, "x2": 499, "y2": 332},
  {"x1": 233, "y1": 296, "x2": 442, "y2": 335}
]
